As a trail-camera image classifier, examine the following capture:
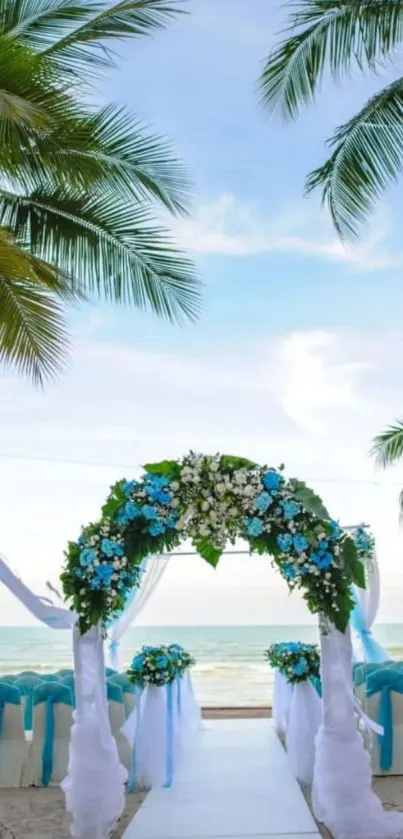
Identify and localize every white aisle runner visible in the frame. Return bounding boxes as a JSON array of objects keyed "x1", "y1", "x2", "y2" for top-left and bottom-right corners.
[{"x1": 123, "y1": 719, "x2": 320, "y2": 839}]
